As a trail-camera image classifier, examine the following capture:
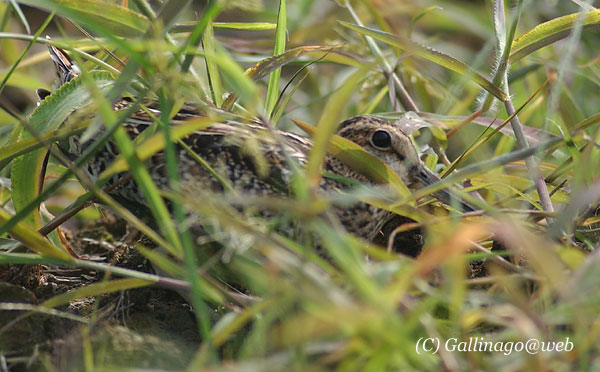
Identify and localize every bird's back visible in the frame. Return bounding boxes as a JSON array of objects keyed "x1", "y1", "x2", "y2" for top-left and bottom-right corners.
[{"x1": 58, "y1": 98, "x2": 393, "y2": 241}]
